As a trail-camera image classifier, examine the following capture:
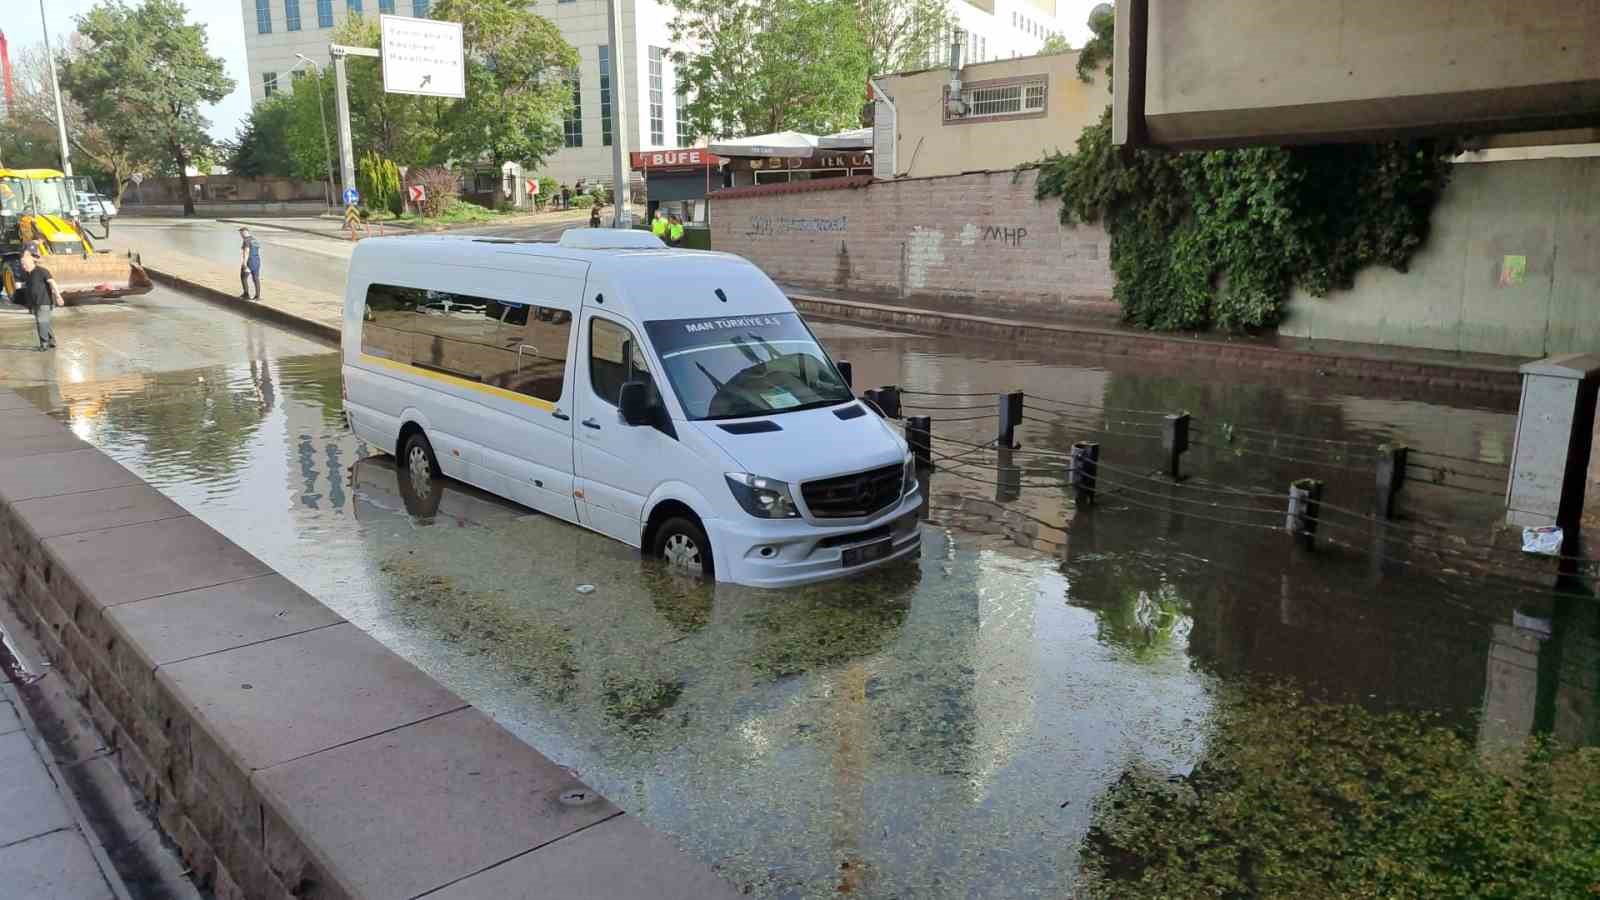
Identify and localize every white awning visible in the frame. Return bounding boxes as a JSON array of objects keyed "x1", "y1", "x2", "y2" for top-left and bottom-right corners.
[
  {"x1": 707, "y1": 131, "x2": 819, "y2": 158},
  {"x1": 818, "y1": 127, "x2": 873, "y2": 150}
]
